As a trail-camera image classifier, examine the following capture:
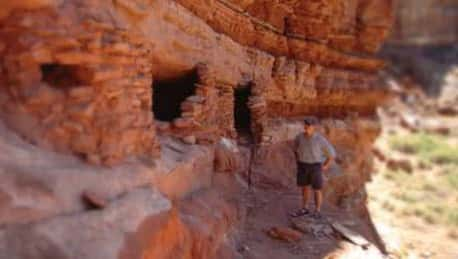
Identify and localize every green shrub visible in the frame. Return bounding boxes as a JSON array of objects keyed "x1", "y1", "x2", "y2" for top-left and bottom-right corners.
[
  {"x1": 389, "y1": 133, "x2": 458, "y2": 165},
  {"x1": 379, "y1": 132, "x2": 458, "y2": 229},
  {"x1": 447, "y1": 209, "x2": 458, "y2": 227},
  {"x1": 448, "y1": 176, "x2": 458, "y2": 189}
]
